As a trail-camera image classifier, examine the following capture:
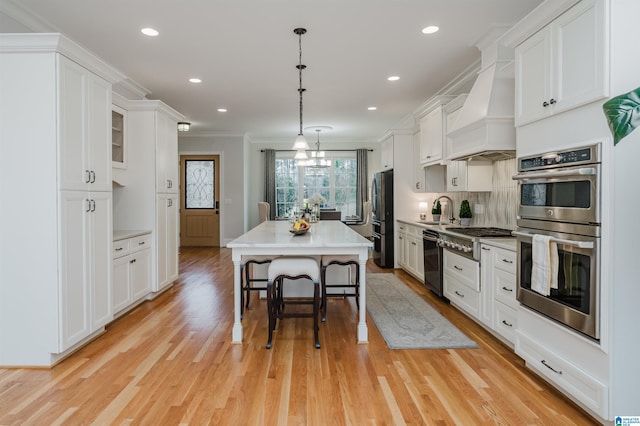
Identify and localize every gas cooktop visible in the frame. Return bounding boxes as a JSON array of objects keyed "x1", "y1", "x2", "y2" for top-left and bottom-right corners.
[{"x1": 444, "y1": 227, "x2": 513, "y2": 238}]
